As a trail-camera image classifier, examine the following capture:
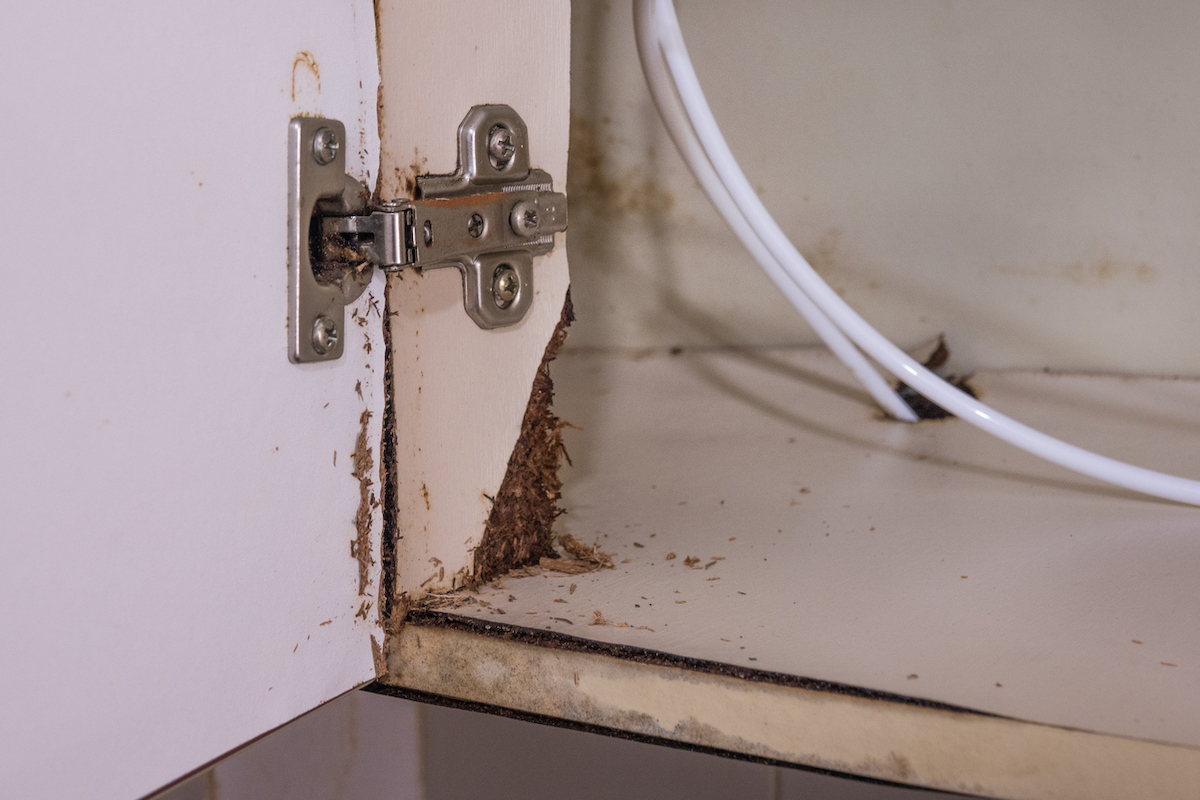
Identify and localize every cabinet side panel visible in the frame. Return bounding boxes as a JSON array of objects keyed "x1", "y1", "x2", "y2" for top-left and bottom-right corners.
[{"x1": 377, "y1": 0, "x2": 572, "y2": 598}]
